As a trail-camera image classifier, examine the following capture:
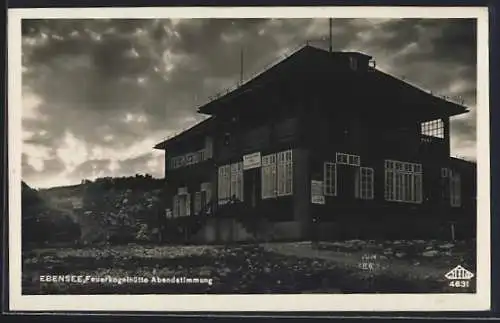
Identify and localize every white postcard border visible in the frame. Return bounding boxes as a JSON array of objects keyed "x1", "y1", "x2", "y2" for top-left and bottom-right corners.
[{"x1": 8, "y1": 6, "x2": 491, "y2": 312}]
